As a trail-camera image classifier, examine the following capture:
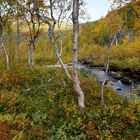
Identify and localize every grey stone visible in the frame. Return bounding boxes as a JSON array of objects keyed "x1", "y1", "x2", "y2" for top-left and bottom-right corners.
[
  {"x1": 121, "y1": 77, "x2": 132, "y2": 85},
  {"x1": 110, "y1": 71, "x2": 122, "y2": 80}
]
